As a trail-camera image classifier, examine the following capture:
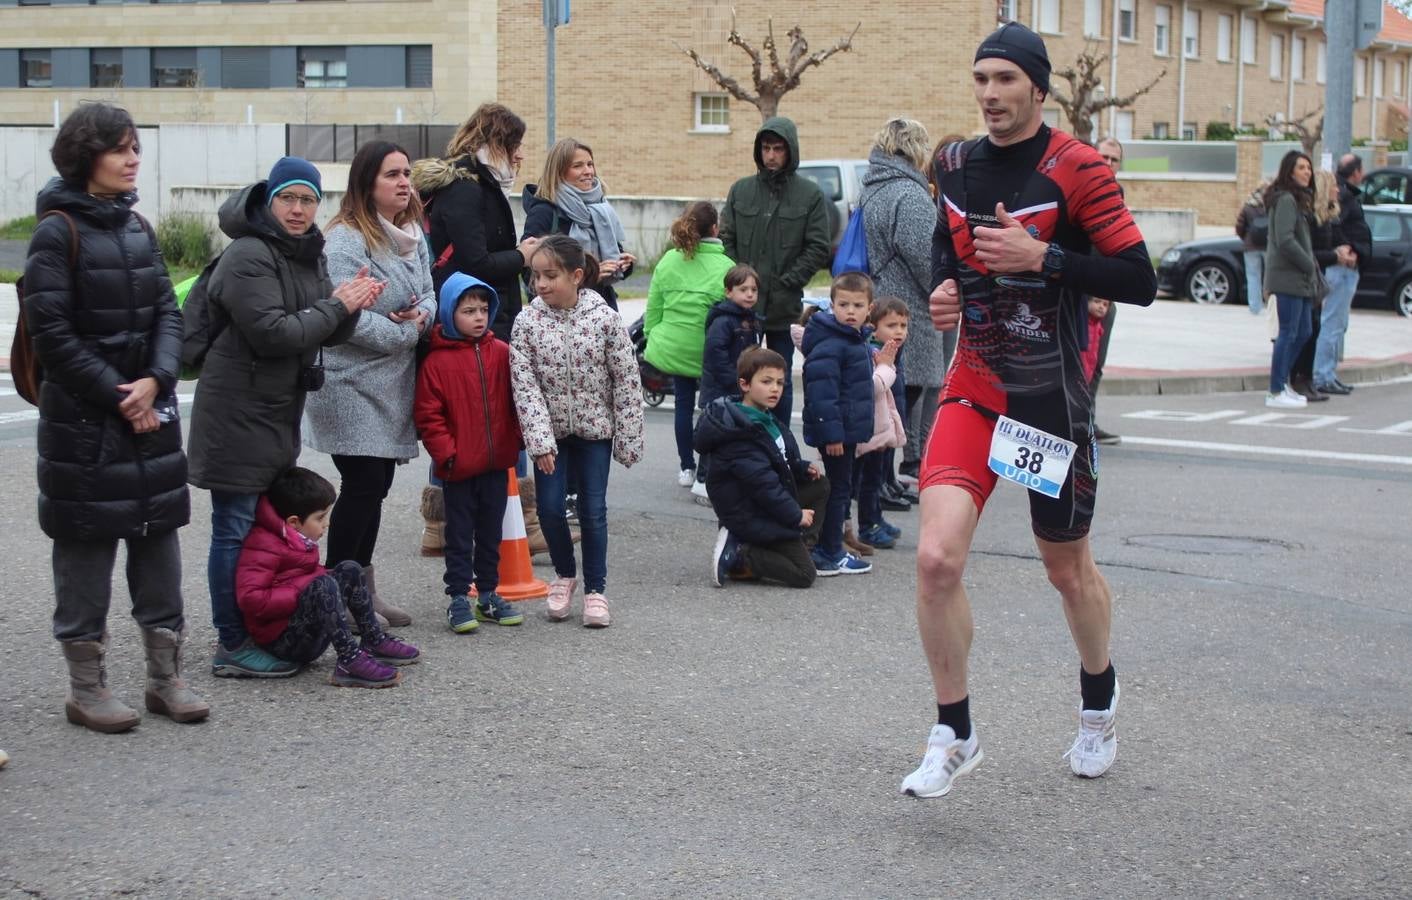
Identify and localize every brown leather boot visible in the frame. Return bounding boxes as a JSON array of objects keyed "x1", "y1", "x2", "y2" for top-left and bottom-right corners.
[
  {"x1": 518, "y1": 475, "x2": 549, "y2": 555},
  {"x1": 420, "y1": 485, "x2": 445, "y2": 557},
  {"x1": 141, "y1": 626, "x2": 210, "y2": 723},
  {"x1": 61, "y1": 636, "x2": 140, "y2": 733},
  {"x1": 844, "y1": 521, "x2": 874, "y2": 557},
  {"x1": 364, "y1": 565, "x2": 412, "y2": 627}
]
